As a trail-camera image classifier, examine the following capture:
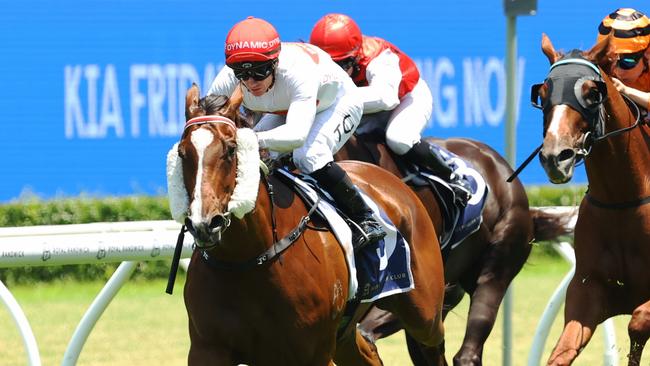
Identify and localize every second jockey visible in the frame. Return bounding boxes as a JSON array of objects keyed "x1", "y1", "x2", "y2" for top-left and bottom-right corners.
[
  {"x1": 310, "y1": 13, "x2": 471, "y2": 206},
  {"x1": 207, "y1": 16, "x2": 386, "y2": 249}
]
